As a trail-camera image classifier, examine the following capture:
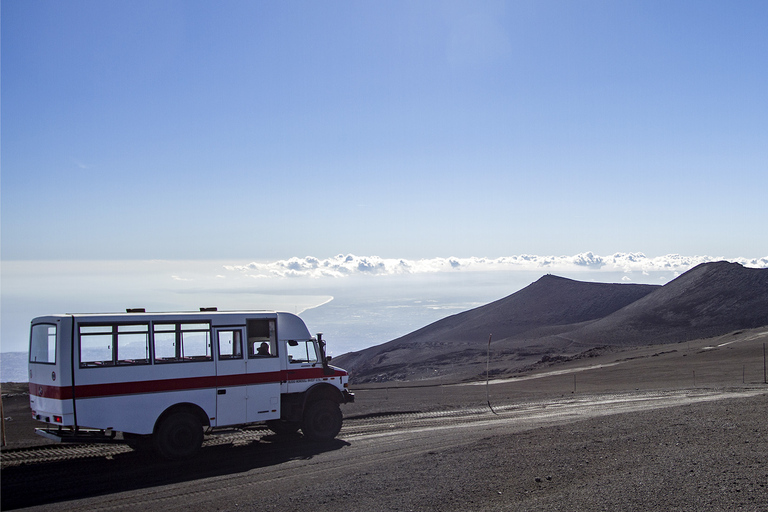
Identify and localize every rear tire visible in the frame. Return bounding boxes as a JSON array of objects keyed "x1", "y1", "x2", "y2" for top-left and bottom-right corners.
[
  {"x1": 153, "y1": 412, "x2": 204, "y2": 459},
  {"x1": 301, "y1": 399, "x2": 342, "y2": 441}
]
